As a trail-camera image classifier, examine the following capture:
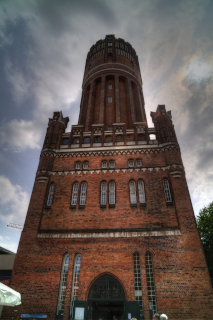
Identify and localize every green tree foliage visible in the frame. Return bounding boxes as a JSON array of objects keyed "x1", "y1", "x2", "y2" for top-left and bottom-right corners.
[{"x1": 196, "y1": 202, "x2": 213, "y2": 284}]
